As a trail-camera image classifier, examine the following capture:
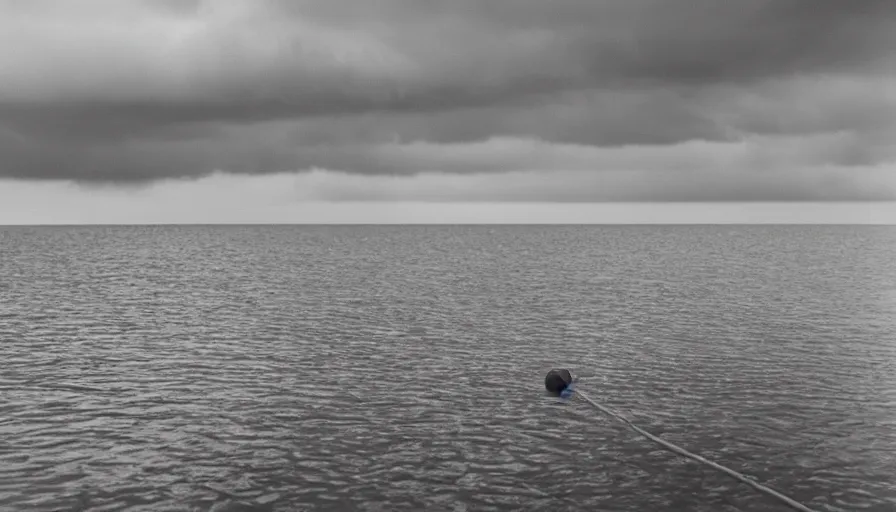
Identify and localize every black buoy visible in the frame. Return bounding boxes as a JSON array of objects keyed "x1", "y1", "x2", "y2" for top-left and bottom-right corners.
[{"x1": 544, "y1": 368, "x2": 573, "y2": 396}]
